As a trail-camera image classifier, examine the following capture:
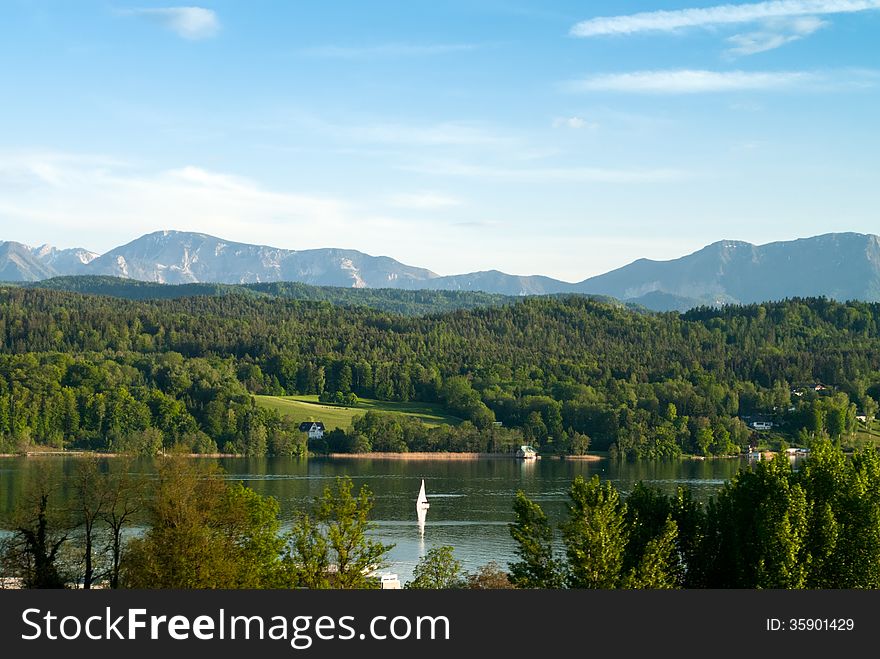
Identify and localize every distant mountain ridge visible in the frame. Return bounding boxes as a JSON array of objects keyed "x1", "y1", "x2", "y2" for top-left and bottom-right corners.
[
  {"x1": 575, "y1": 234, "x2": 880, "y2": 307},
  {"x1": 83, "y1": 231, "x2": 439, "y2": 289},
  {"x1": 3, "y1": 230, "x2": 880, "y2": 311},
  {"x1": 0, "y1": 241, "x2": 97, "y2": 282}
]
